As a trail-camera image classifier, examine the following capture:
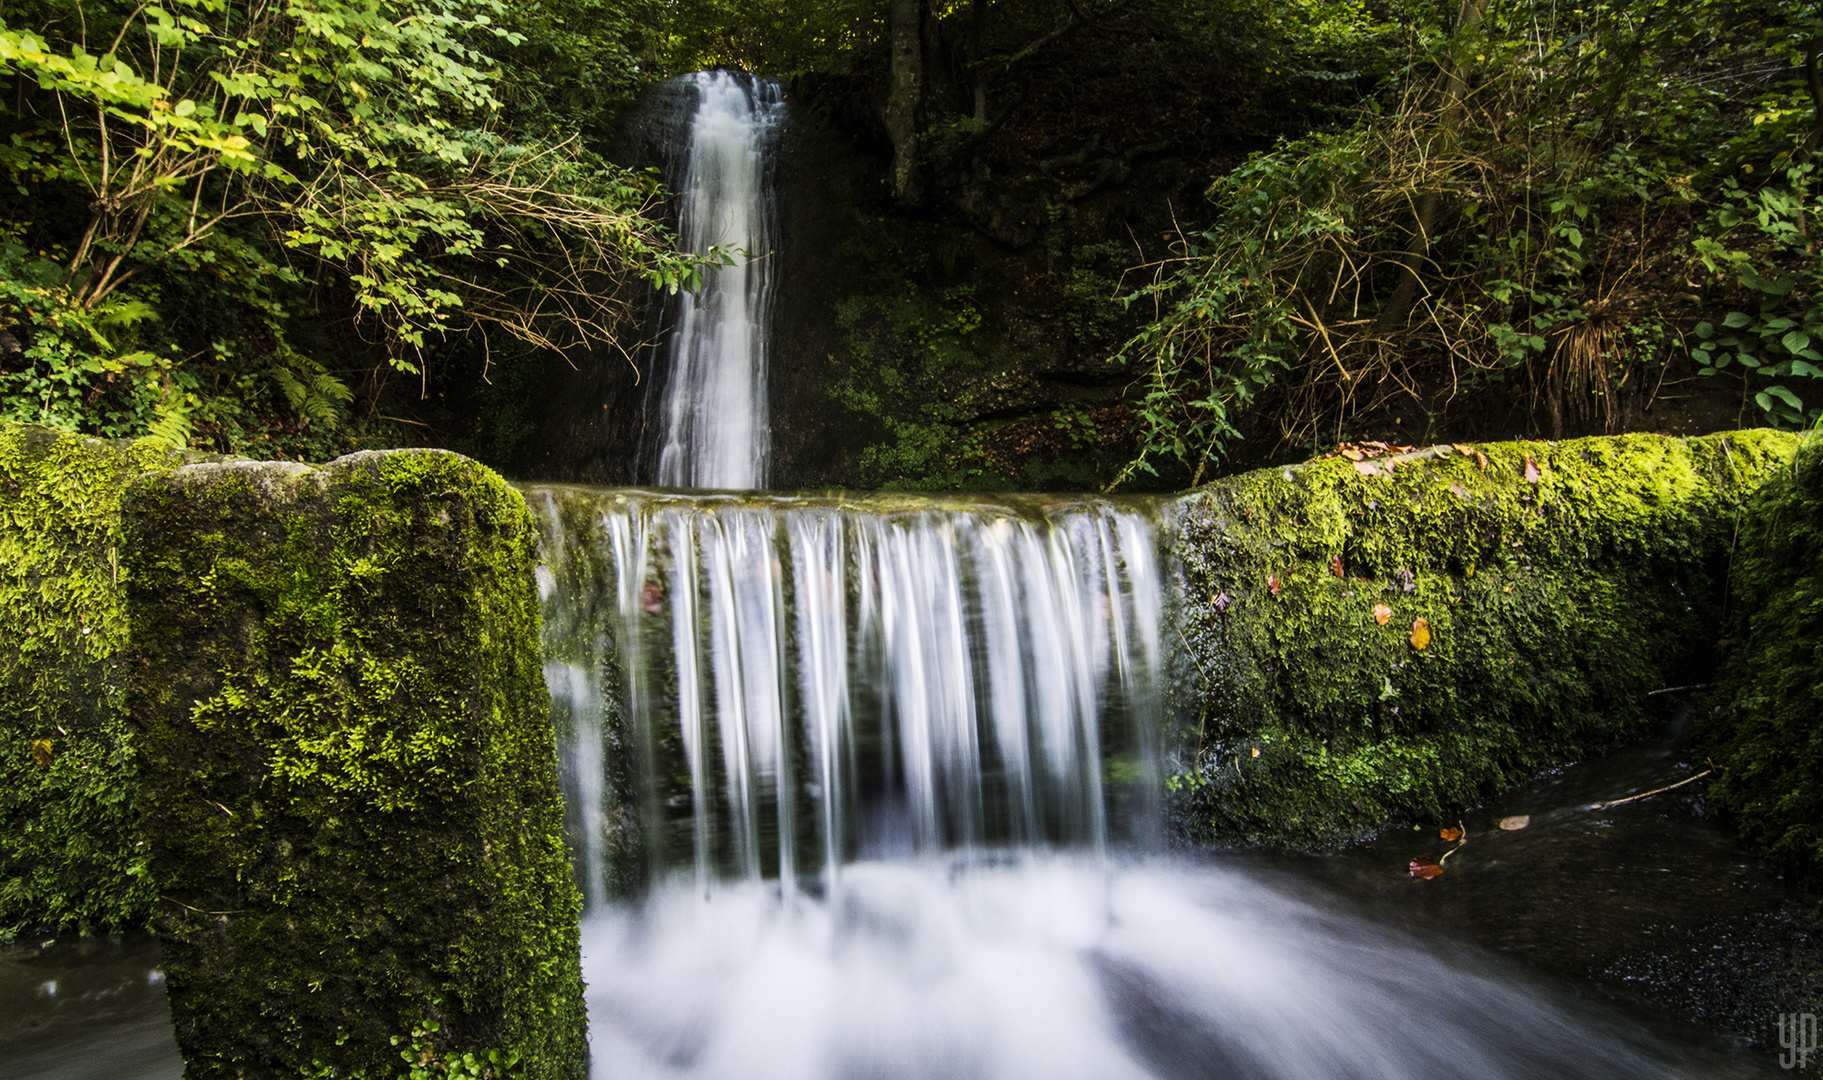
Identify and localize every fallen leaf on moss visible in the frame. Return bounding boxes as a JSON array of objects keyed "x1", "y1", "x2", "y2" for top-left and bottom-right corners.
[
  {"x1": 1409, "y1": 618, "x2": 1431, "y2": 650},
  {"x1": 1454, "y1": 443, "x2": 1474, "y2": 456},
  {"x1": 1409, "y1": 857, "x2": 1444, "y2": 879},
  {"x1": 1440, "y1": 826, "x2": 1462, "y2": 841},
  {"x1": 1250, "y1": 747, "x2": 1260, "y2": 758},
  {"x1": 1353, "y1": 460, "x2": 1380, "y2": 476},
  {"x1": 1524, "y1": 456, "x2": 1541, "y2": 484},
  {"x1": 1373, "y1": 603, "x2": 1393, "y2": 625},
  {"x1": 1330, "y1": 555, "x2": 1346, "y2": 577},
  {"x1": 30, "y1": 739, "x2": 52, "y2": 768},
  {"x1": 1341, "y1": 447, "x2": 1366, "y2": 461},
  {"x1": 1268, "y1": 573, "x2": 1281, "y2": 596},
  {"x1": 1476, "y1": 451, "x2": 1490, "y2": 471},
  {"x1": 1498, "y1": 815, "x2": 1530, "y2": 831}
]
